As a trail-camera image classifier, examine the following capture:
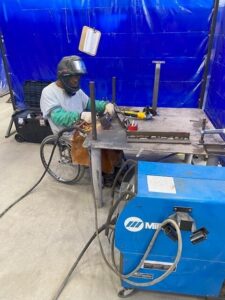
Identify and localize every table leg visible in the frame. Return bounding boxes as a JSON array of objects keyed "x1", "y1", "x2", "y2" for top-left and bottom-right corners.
[
  {"x1": 206, "y1": 155, "x2": 219, "y2": 166},
  {"x1": 91, "y1": 148, "x2": 103, "y2": 208},
  {"x1": 184, "y1": 154, "x2": 193, "y2": 164}
]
